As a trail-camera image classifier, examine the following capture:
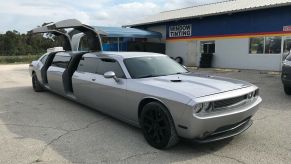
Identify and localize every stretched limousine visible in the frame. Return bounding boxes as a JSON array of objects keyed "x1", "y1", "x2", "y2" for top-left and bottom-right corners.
[{"x1": 28, "y1": 19, "x2": 262, "y2": 149}]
